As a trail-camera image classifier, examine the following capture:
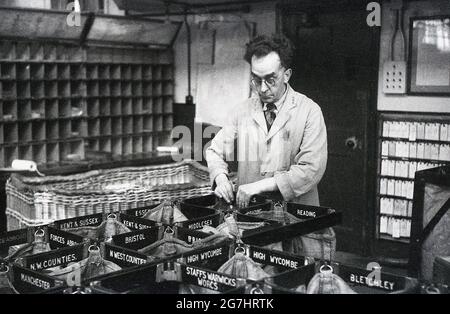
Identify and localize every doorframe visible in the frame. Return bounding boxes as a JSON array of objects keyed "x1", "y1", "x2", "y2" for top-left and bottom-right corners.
[{"x1": 275, "y1": 2, "x2": 381, "y2": 257}]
